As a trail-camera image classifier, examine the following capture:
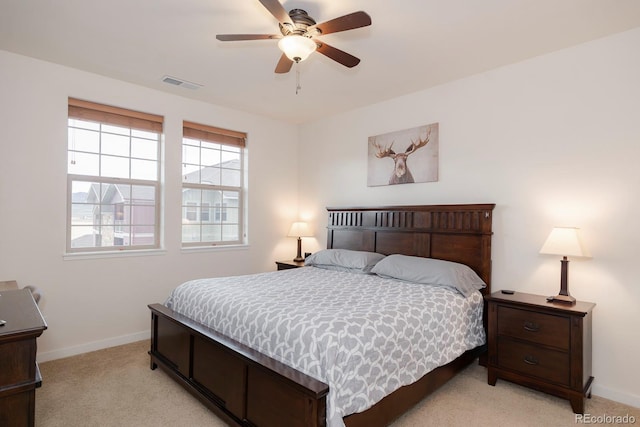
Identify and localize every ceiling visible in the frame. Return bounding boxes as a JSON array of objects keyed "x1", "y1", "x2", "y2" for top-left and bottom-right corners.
[{"x1": 2, "y1": 1, "x2": 640, "y2": 124}]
